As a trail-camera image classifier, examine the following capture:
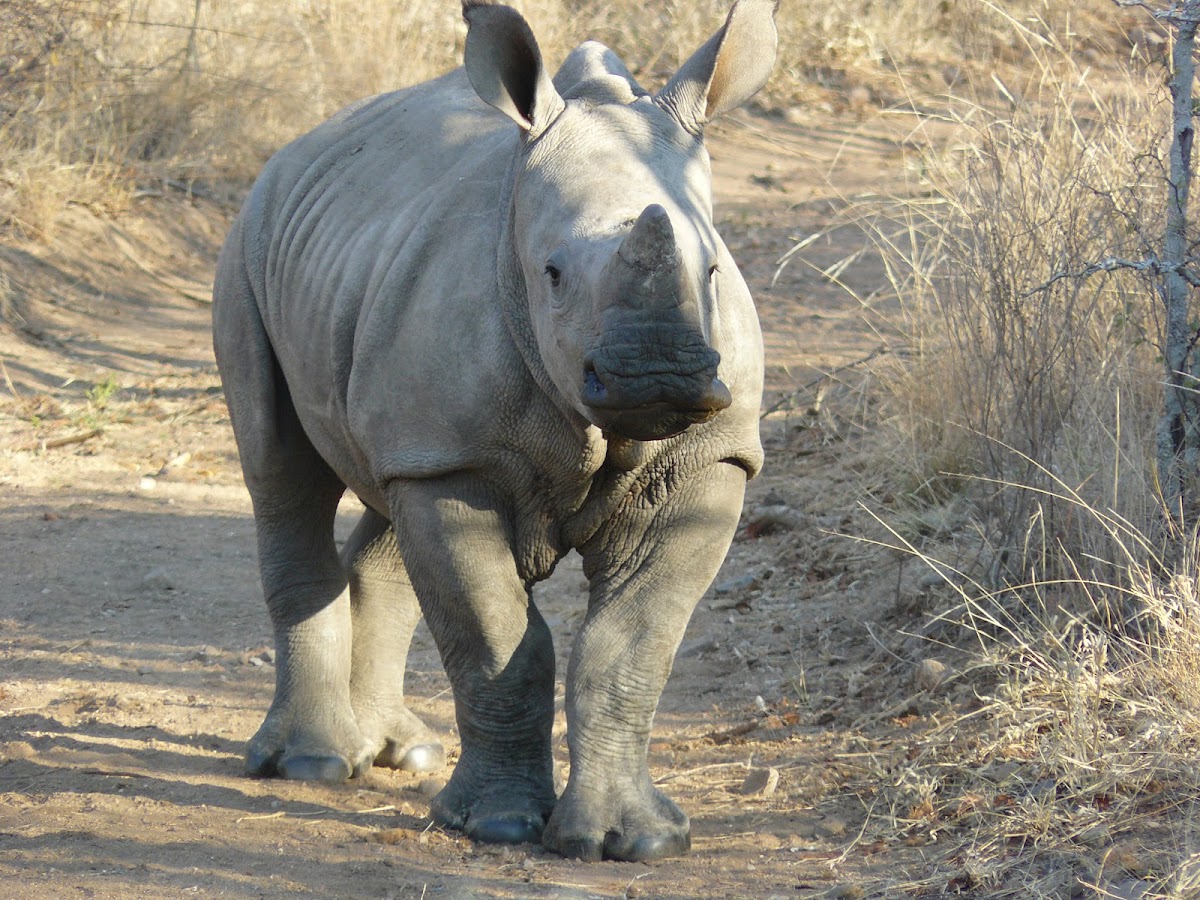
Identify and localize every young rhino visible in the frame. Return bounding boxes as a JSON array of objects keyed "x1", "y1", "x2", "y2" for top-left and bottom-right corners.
[{"x1": 212, "y1": 0, "x2": 776, "y2": 862}]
